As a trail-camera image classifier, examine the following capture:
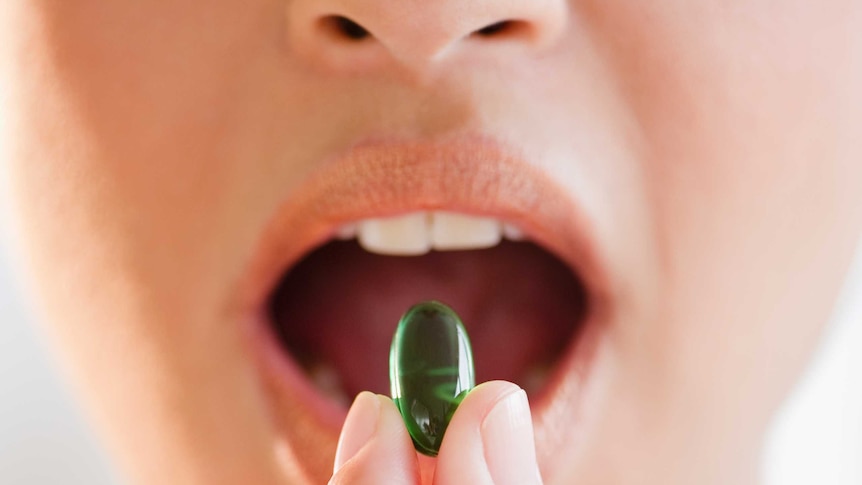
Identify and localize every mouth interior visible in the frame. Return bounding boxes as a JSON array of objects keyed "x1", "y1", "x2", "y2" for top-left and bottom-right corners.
[{"x1": 268, "y1": 239, "x2": 588, "y2": 407}]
